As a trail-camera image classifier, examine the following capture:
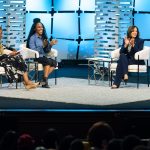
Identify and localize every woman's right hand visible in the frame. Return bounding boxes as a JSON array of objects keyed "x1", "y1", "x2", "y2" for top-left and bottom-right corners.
[{"x1": 124, "y1": 37, "x2": 130, "y2": 48}]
